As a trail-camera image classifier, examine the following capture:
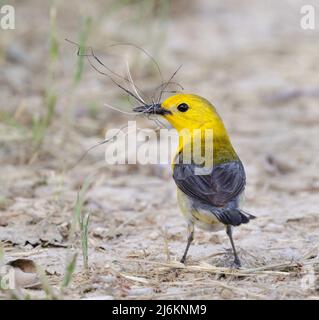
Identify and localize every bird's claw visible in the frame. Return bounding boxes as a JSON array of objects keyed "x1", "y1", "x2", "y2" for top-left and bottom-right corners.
[{"x1": 231, "y1": 258, "x2": 241, "y2": 269}]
